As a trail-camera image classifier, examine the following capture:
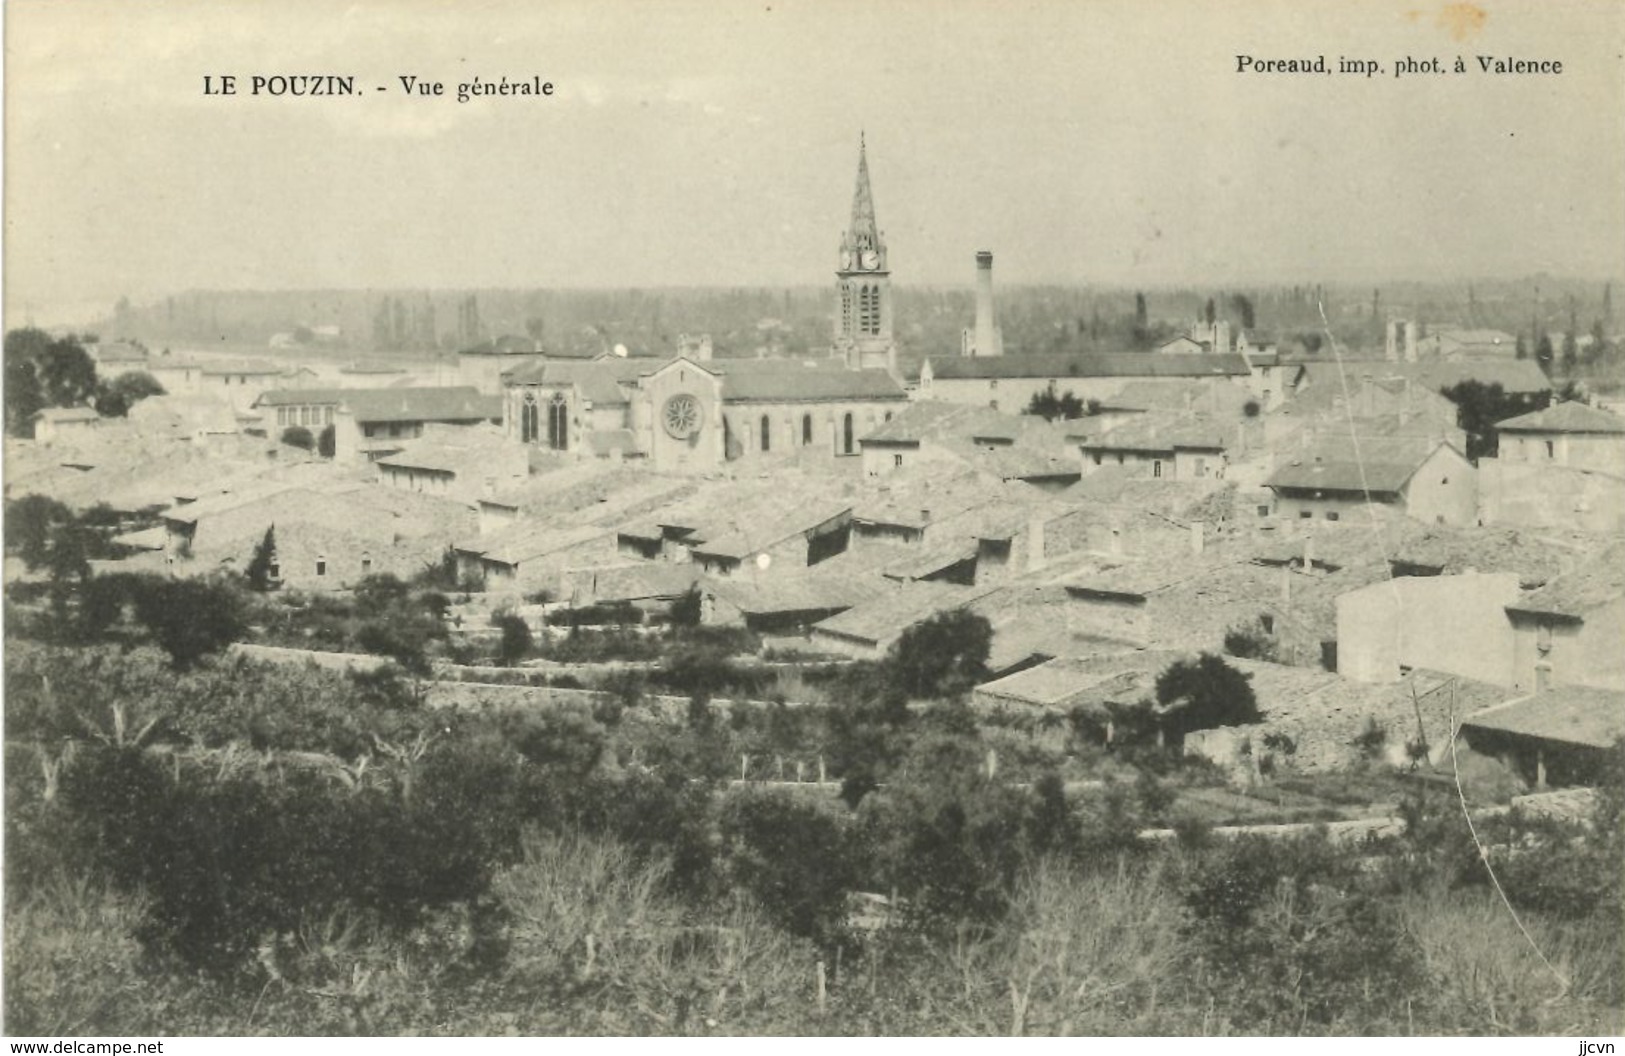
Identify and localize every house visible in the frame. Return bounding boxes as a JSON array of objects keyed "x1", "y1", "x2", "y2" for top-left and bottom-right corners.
[
  {"x1": 972, "y1": 649, "x2": 1508, "y2": 773},
  {"x1": 1502, "y1": 541, "x2": 1625, "y2": 693},
  {"x1": 1263, "y1": 440, "x2": 1476, "y2": 526},
  {"x1": 332, "y1": 387, "x2": 503, "y2": 462},
  {"x1": 374, "y1": 424, "x2": 529, "y2": 501},
  {"x1": 29, "y1": 407, "x2": 101, "y2": 443},
  {"x1": 699, "y1": 570, "x2": 892, "y2": 635},
  {"x1": 613, "y1": 472, "x2": 856, "y2": 574},
  {"x1": 1493, "y1": 401, "x2": 1625, "y2": 477},
  {"x1": 255, "y1": 389, "x2": 347, "y2": 435},
  {"x1": 156, "y1": 481, "x2": 476, "y2": 590},
  {"x1": 458, "y1": 336, "x2": 548, "y2": 395},
  {"x1": 808, "y1": 581, "x2": 999, "y2": 658},
  {"x1": 1461, "y1": 685, "x2": 1625, "y2": 788},
  {"x1": 451, "y1": 523, "x2": 617, "y2": 595},
  {"x1": 88, "y1": 340, "x2": 149, "y2": 378},
  {"x1": 857, "y1": 401, "x2": 1079, "y2": 487},
  {"x1": 918, "y1": 352, "x2": 1251, "y2": 413},
  {"x1": 1076, "y1": 414, "x2": 1232, "y2": 480},
  {"x1": 1419, "y1": 328, "x2": 1519, "y2": 361},
  {"x1": 198, "y1": 359, "x2": 300, "y2": 410},
  {"x1": 1336, "y1": 572, "x2": 1523, "y2": 685}
]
